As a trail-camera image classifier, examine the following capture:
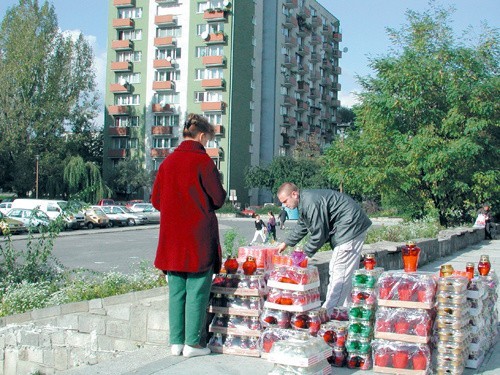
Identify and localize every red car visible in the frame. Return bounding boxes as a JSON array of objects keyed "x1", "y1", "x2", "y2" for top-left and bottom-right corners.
[
  {"x1": 240, "y1": 206, "x2": 260, "y2": 217},
  {"x1": 125, "y1": 199, "x2": 144, "y2": 209},
  {"x1": 96, "y1": 199, "x2": 115, "y2": 206}
]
